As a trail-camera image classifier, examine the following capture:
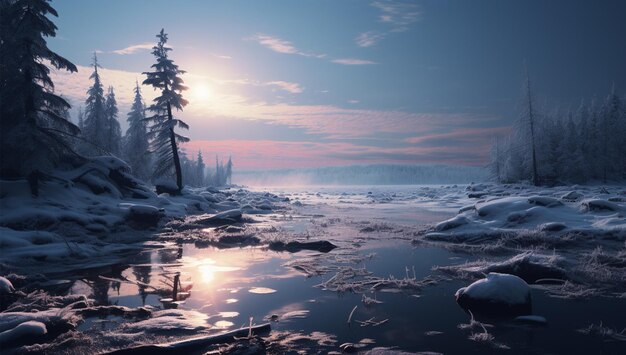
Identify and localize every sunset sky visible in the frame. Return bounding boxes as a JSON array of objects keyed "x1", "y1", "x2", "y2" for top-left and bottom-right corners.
[{"x1": 48, "y1": 0, "x2": 626, "y2": 170}]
